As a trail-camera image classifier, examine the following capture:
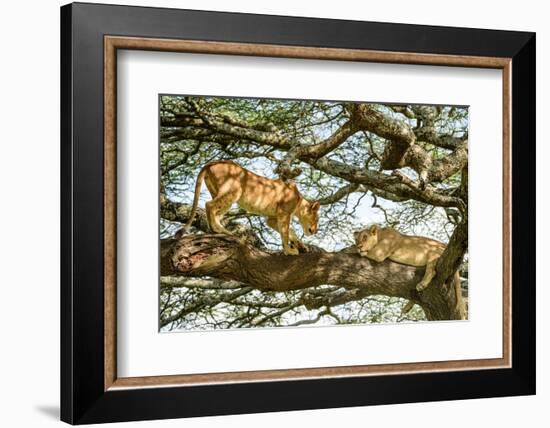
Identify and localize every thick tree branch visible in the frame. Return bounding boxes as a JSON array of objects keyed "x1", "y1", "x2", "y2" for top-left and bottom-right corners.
[
  {"x1": 415, "y1": 127, "x2": 467, "y2": 150},
  {"x1": 160, "y1": 277, "x2": 243, "y2": 290},
  {"x1": 275, "y1": 120, "x2": 357, "y2": 179},
  {"x1": 429, "y1": 218, "x2": 468, "y2": 320},
  {"x1": 427, "y1": 143, "x2": 468, "y2": 182},
  {"x1": 301, "y1": 120, "x2": 358, "y2": 158},
  {"x1": 310, "y1": 157, "x2": 464, "y2": 209},
  {"x1": 389, "y1": 105, "x2": 416, "y2": 119},
  {"x1": 161, "y1": 234, "x2": 465, "y2": 320},
  {"x1": 349, "y1": 103, "x2": 416, "y2": 147}
]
